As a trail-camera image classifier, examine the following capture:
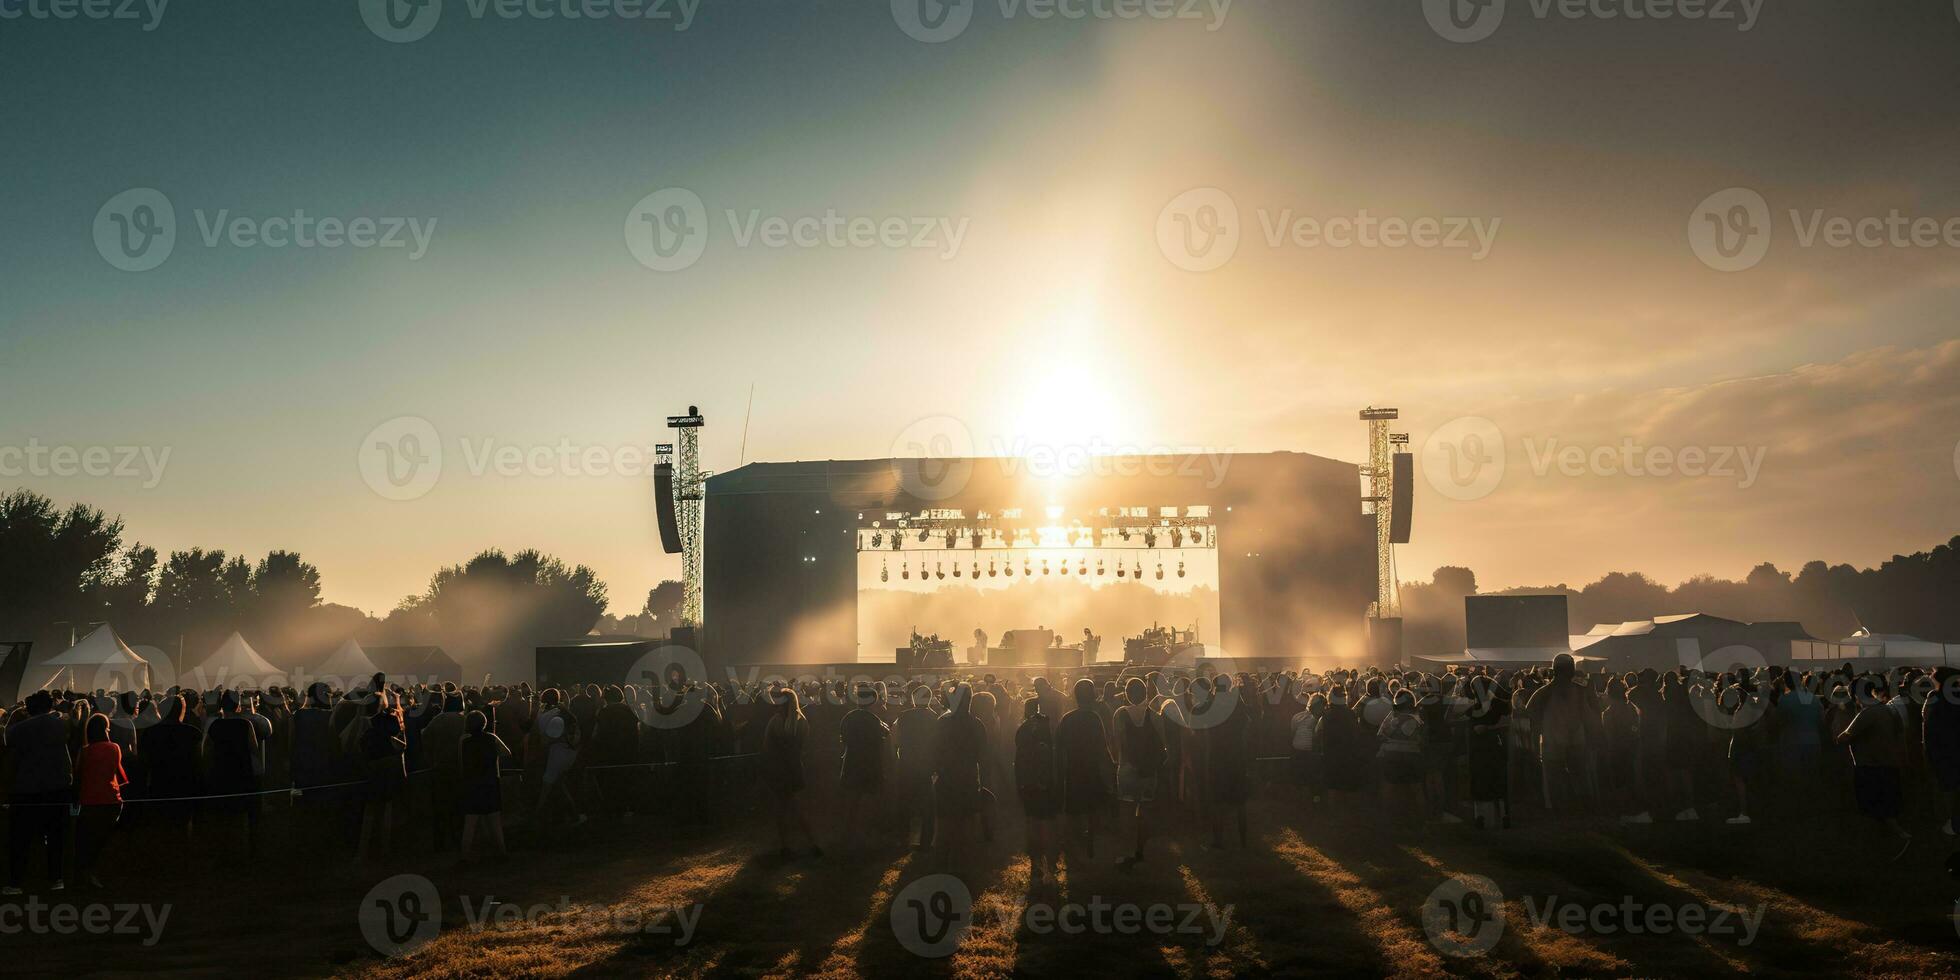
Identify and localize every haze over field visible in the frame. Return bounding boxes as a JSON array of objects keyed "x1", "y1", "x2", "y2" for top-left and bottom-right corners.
[{"x1": 3, "y1": 3, "x2": 1958, "y2": 614}]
